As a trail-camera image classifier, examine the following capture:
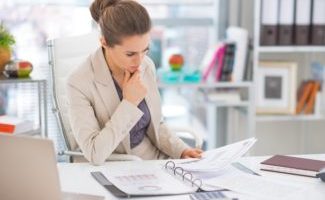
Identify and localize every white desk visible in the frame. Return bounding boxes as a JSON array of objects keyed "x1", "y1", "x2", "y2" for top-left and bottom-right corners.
[{"x1": 58, "y1": 155, "x2": 325, "y2": 200}]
